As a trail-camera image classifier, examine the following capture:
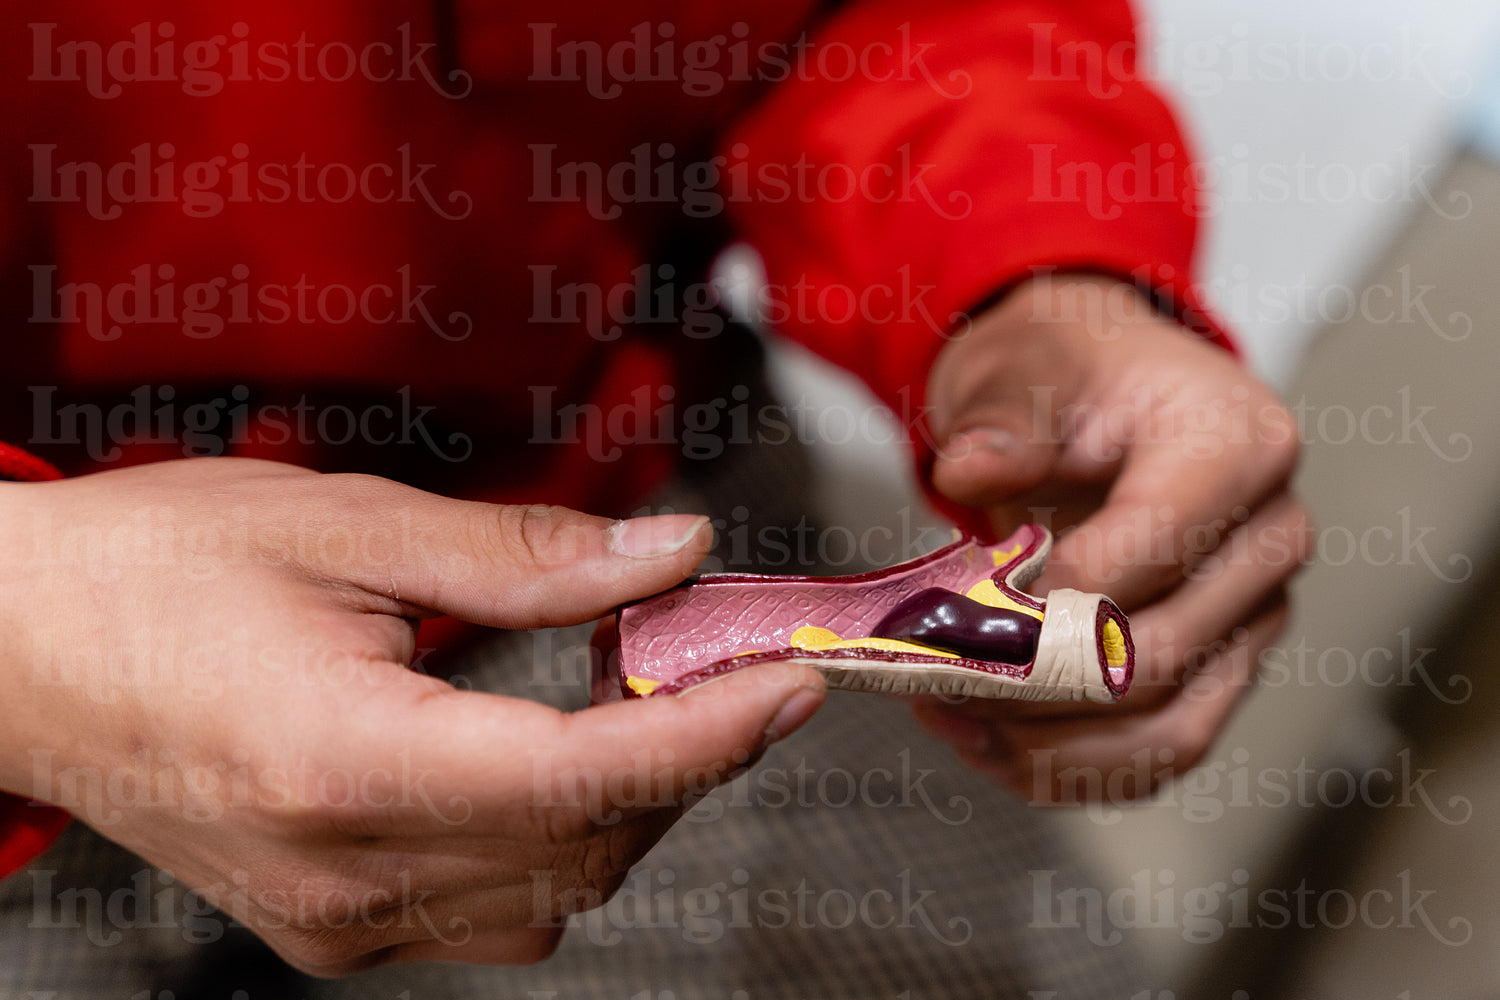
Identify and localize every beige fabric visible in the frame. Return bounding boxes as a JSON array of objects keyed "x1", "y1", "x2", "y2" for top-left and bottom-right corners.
[{"x1": 1028, "y1": 589, "x2": 1113, "y2": 704}]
